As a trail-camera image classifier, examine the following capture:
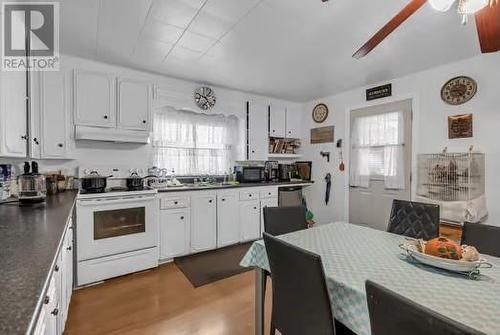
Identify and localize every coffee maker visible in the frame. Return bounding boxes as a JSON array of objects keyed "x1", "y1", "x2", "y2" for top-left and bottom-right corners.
[
  {"x1": 18, "y1": 161, "x2": 46, "y2": 204},
  {"x1": 264, "y1": 161, "x2": 279, "y2": 182}
]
